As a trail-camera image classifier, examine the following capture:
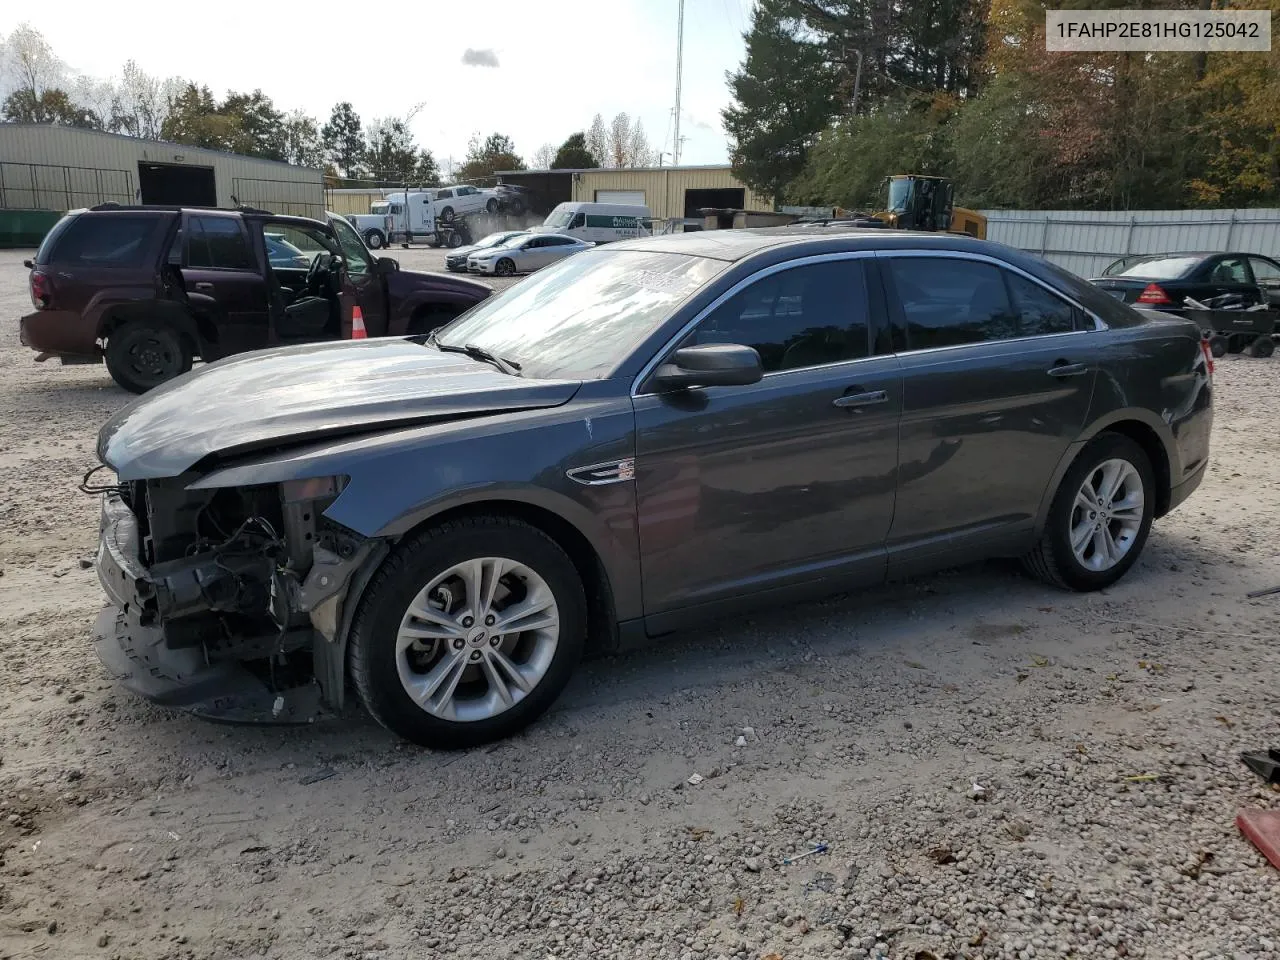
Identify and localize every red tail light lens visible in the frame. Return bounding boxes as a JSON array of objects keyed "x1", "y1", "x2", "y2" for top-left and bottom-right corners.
[
  {"x1": 1137, "y1": 283, "x2": 1173, "y2": 305},
  {"x1": 1200, "y1": 336, "x2": 1215, "y2": 378},
  {"x1": 29, "y1": 271, "x2": 50, "y2": 309}
]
